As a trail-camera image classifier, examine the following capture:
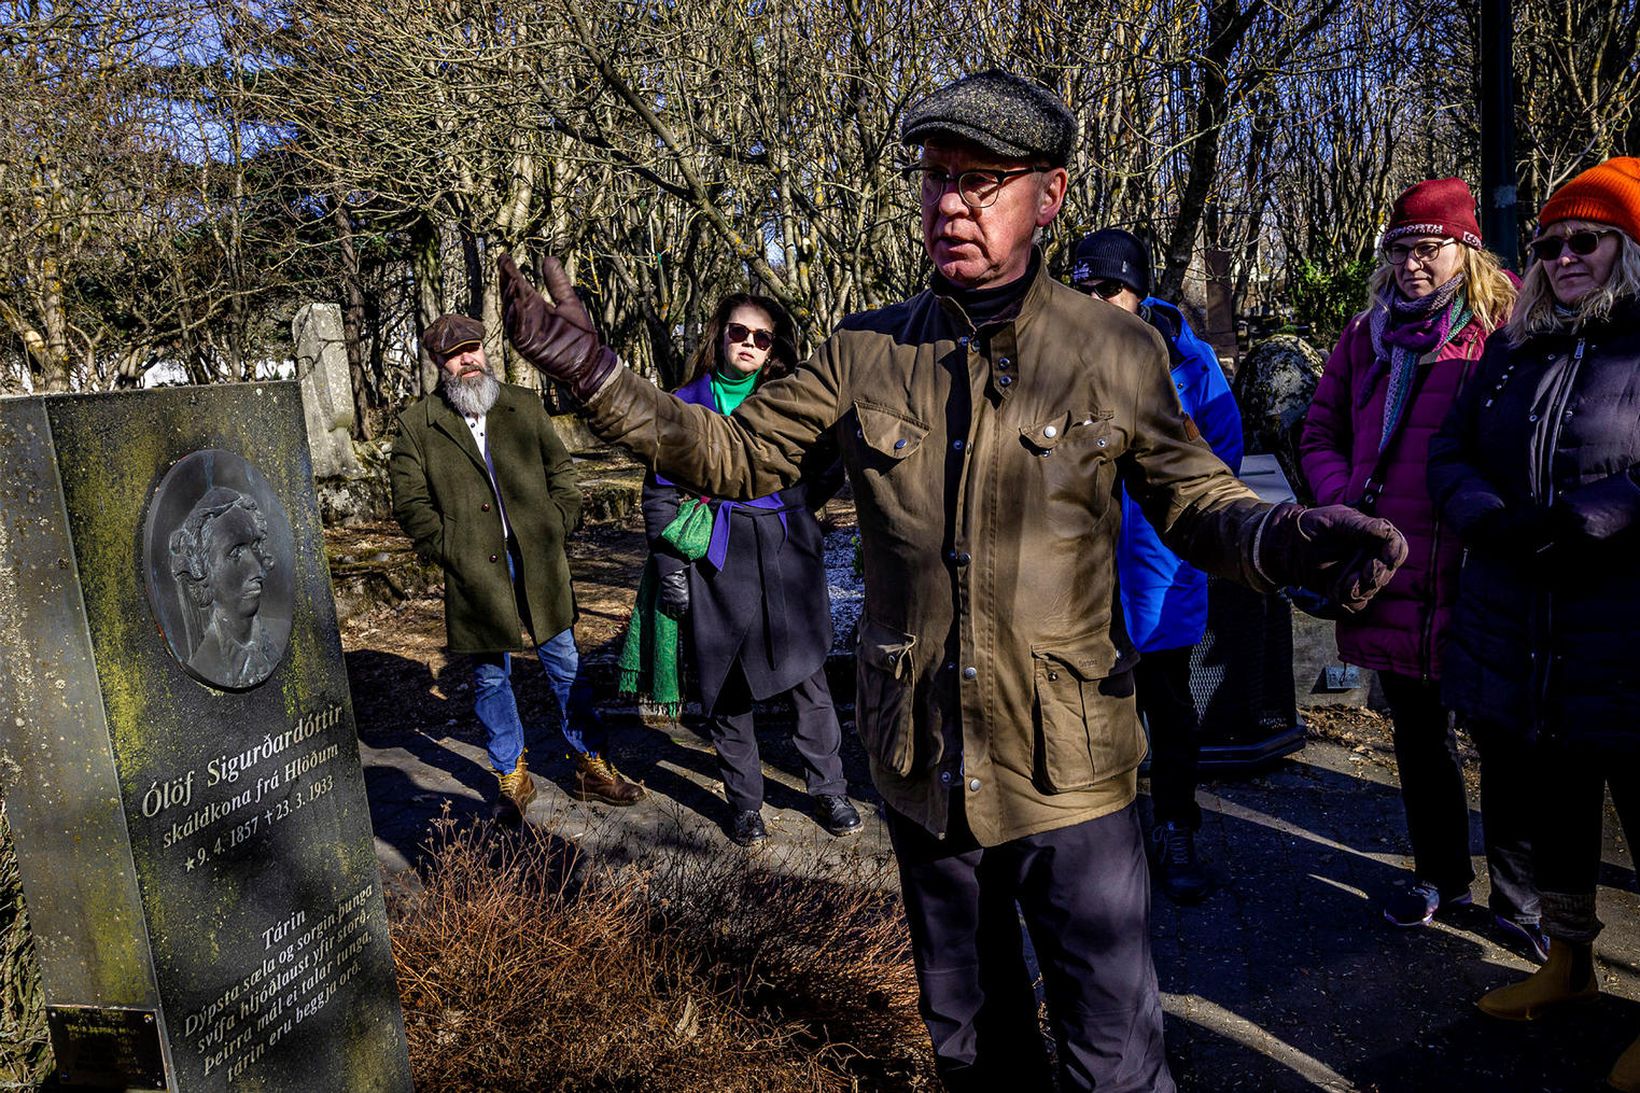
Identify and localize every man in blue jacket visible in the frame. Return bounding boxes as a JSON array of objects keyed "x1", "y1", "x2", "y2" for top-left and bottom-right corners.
[{"x1": 1072, "y1": 228, "x2": 1243, "y2": 904}]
